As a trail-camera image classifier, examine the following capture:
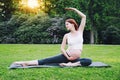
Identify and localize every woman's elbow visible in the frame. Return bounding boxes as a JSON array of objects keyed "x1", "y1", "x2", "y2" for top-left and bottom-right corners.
[
  {"x1": 82, "y1": 15, "x2": 86, "y2": 18},
  {"x1": 61, "y1": 47, "x2": 65, "y2": 52},
  {"x1": 60, "y1": 47, "x2": 64, "y2": 51}
]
